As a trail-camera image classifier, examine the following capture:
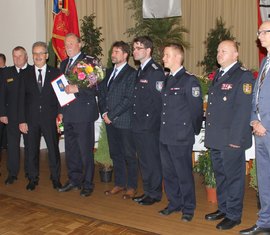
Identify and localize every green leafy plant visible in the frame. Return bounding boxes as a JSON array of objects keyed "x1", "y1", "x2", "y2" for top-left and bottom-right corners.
[
  {"x1": 80, "y1": 14, "x2": 104, "y2": 59},
  {"x1": 249, "y1": 160, "x2": 258, "y2": 192},
  {"x1": 198, "y1": 17, "x2": 237, "y2": 74},
  {"x1": 125, "y1": 0, "x2": 189, "y2": 63},
  {"x1": 94, "y1": 122, "x2": 113, "y2": 171},
  {"x1": 193, "y1": 150, "x2": 216, "y2": 188}
]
